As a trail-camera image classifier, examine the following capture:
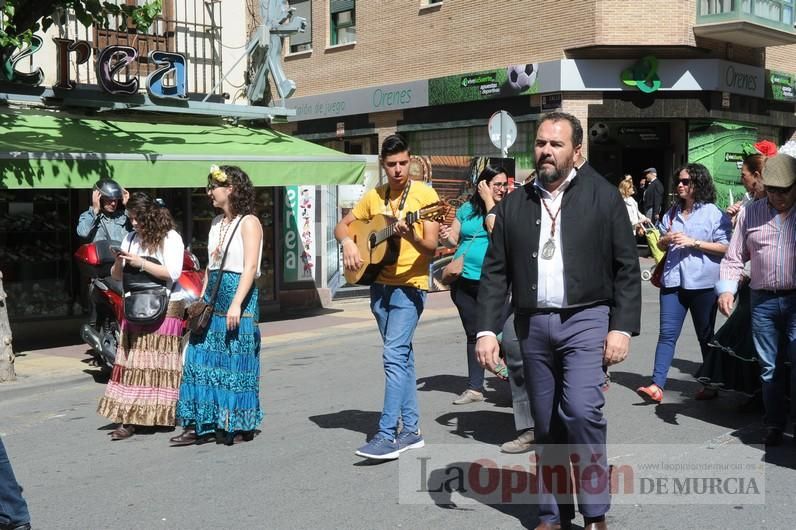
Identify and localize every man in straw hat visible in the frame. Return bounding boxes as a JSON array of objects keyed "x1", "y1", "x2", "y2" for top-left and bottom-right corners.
[{"x1": 717, "y1": 148, "x2": 796, "y2": 446}]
